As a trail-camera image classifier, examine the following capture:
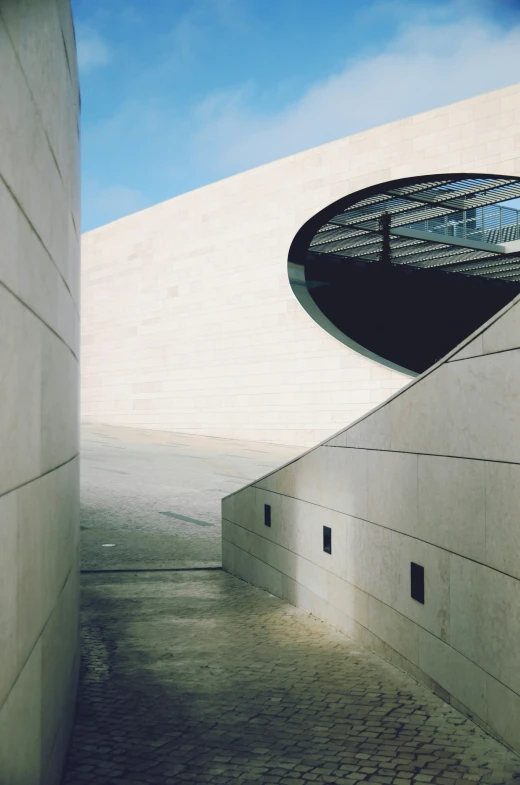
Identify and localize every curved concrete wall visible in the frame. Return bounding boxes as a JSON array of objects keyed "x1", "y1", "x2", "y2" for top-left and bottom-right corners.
[
  {"x1": 223, "y1": 292, "x2": 520, "y2": 754},
  {"x1": 0, "y1": 1, "x2": 80, "y2": 783}
]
